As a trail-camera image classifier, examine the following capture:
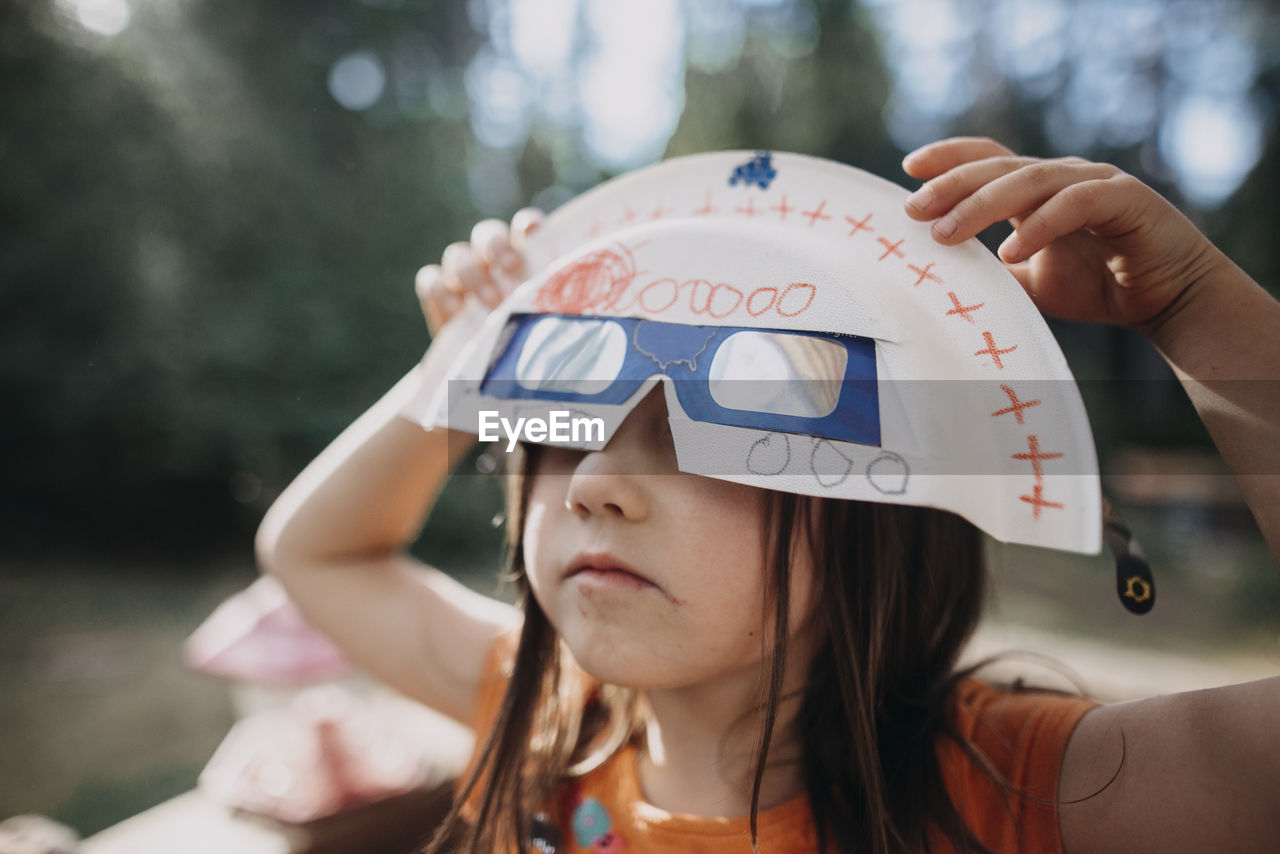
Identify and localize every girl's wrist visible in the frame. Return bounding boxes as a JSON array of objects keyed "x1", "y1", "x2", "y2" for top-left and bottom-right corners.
[{"x1": 1139, "y1": 246, "x2": 1274, "y2": 380}]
